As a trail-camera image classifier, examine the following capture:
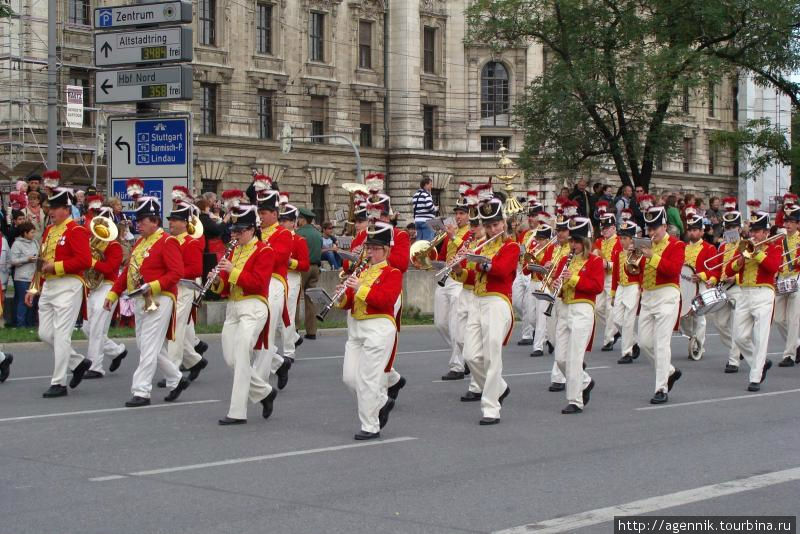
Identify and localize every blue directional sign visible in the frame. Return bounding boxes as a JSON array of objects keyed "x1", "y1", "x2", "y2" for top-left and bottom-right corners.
[
  {"x1": 111, "y1": 178, "x2": 164, "y2": 223},
  {"x1": 108, "y1": 115, "x2": 189, "y2": 178},
  {"x1": 134, "y1": 119, "x2": 186, "y2": 166}
]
